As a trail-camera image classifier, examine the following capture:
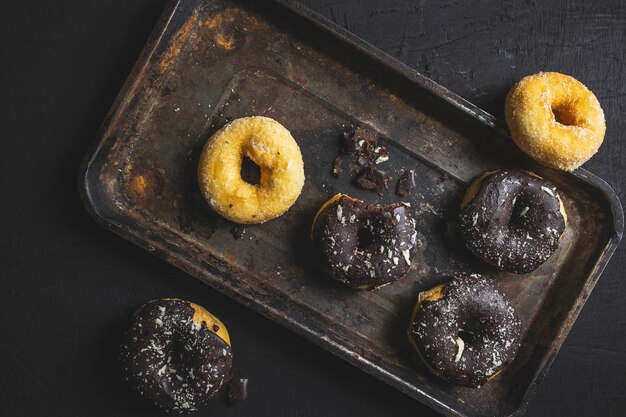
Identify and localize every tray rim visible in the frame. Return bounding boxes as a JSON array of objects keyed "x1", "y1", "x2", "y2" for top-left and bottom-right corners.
[{"x1": 78, "y1": 0, "x2": 624, "y2": 416}]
